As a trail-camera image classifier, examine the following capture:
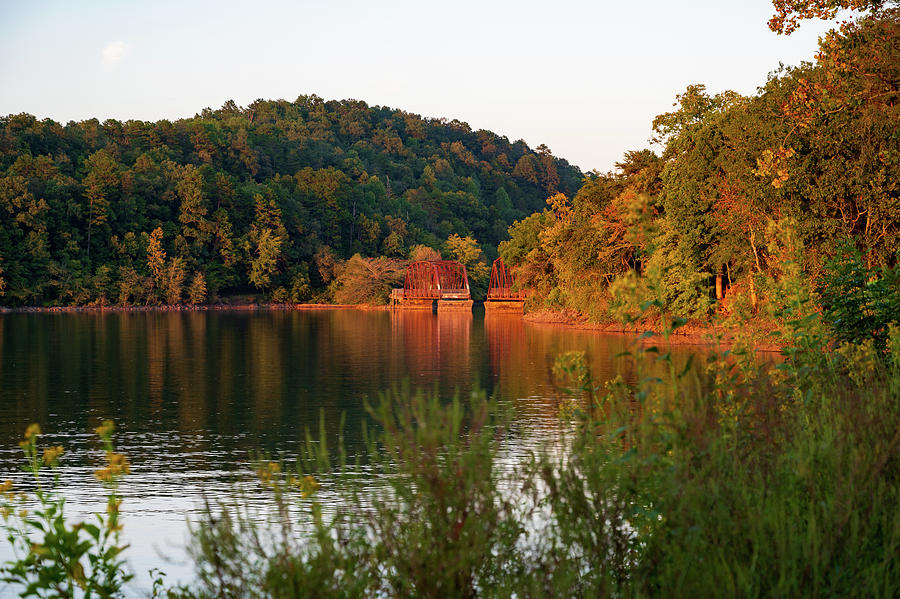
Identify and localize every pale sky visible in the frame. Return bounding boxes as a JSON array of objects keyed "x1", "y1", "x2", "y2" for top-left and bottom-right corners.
[{"x1": 0, "y1": 0, "x2": 835, "y2": 173}]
